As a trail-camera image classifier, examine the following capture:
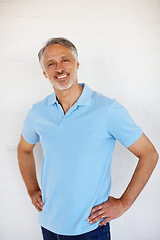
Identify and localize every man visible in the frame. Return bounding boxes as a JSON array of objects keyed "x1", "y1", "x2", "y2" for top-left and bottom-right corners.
[{"x1": 17, "y1": 37, "x2": 158, "y2": 240}]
